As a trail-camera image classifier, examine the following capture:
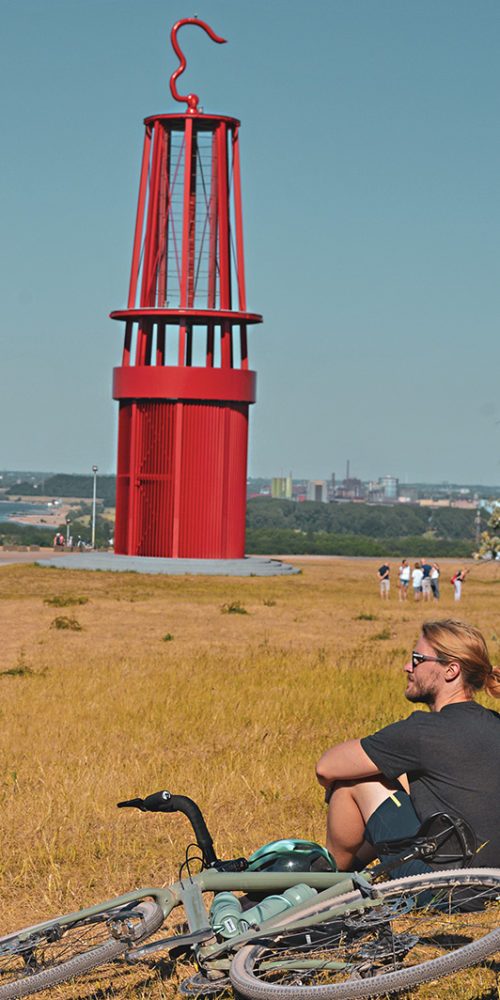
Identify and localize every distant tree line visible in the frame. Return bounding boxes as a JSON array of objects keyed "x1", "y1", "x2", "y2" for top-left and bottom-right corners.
[
  {"x1": 0, "y1": 513, "x2": 111, "y2": 548},
  {"x1": 6, "y1": 474, "x2": 117, "y2": 507},
  {"x1": 0, "y1": 523, "x2": 54, "y2": 547},
  {"x1": 247, "y1": 499, "x2": 482, "y2": 539},
  {"x1": 246, "y1": 529, "x2": 471, "y2": 558},
  {"x1": 245, "y1": 499, "x2": 482, "y2": 557}
]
